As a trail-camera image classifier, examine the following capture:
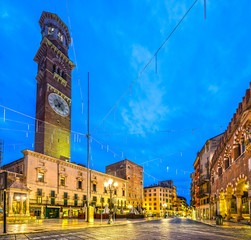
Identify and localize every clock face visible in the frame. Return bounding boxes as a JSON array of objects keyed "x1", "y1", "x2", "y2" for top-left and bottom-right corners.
[{"x1": 48, "y1": 93, "x2": 69, "y2": 116}]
